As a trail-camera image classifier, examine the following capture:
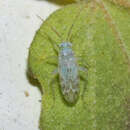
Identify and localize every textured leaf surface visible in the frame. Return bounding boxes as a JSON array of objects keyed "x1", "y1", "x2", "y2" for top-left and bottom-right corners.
[
  {"x1": 28, "y1": 1, "x2": 130, "y2": 130},
  {"x1": 74, "y1": 0, "x2": 130, "y2": 8},
  {"x1": 107, "y1": 0, "x2": 130, "y2": 8}
]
